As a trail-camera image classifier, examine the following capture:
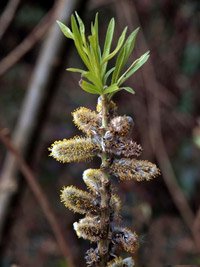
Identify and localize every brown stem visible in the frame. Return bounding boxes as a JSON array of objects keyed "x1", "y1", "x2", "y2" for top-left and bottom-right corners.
[{"x1": 98, "y1": 95, "x2": 112, "y2": 266}]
